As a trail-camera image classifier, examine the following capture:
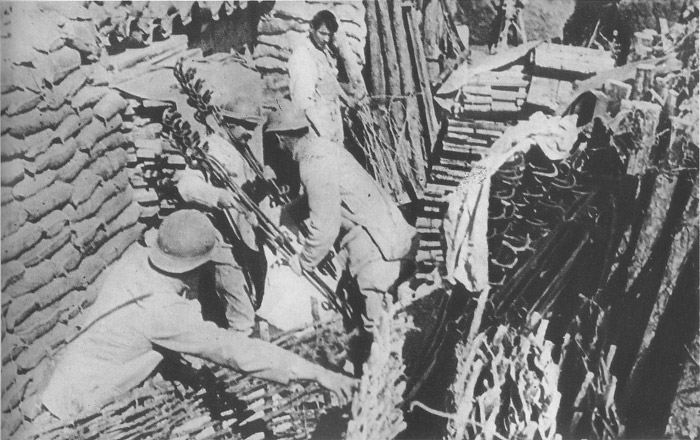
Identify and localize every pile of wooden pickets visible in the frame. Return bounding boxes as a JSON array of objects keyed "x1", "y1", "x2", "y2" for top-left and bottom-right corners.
[
  {"x1": 452, "y1": 68, "x2": 531, "y2": 116},
  {"x1": 416, "y1": 42, "x2": 616, "y2": 275},
  {"x1": 528, "y1": 43, "x2": 615, "y2": 113}
]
